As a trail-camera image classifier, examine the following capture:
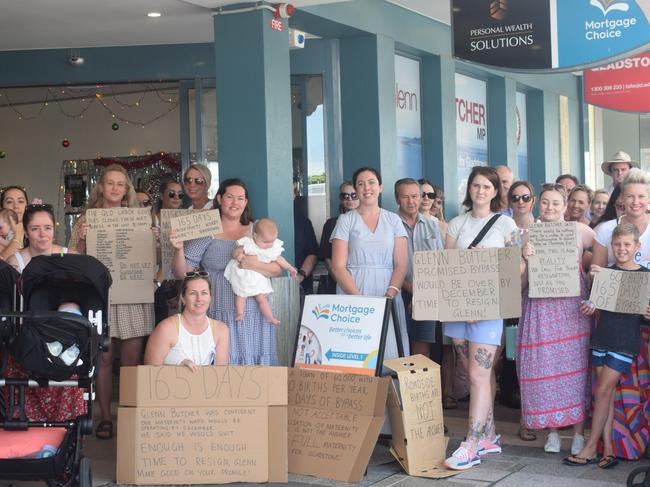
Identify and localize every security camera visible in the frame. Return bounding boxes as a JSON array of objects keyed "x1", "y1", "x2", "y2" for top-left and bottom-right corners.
[
  {"x1": 289, "y1": 29, "x2": 306, "y2": 49},
  {"x1": 68, "y1": 56, "x2": 85, "y2": 66}
]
